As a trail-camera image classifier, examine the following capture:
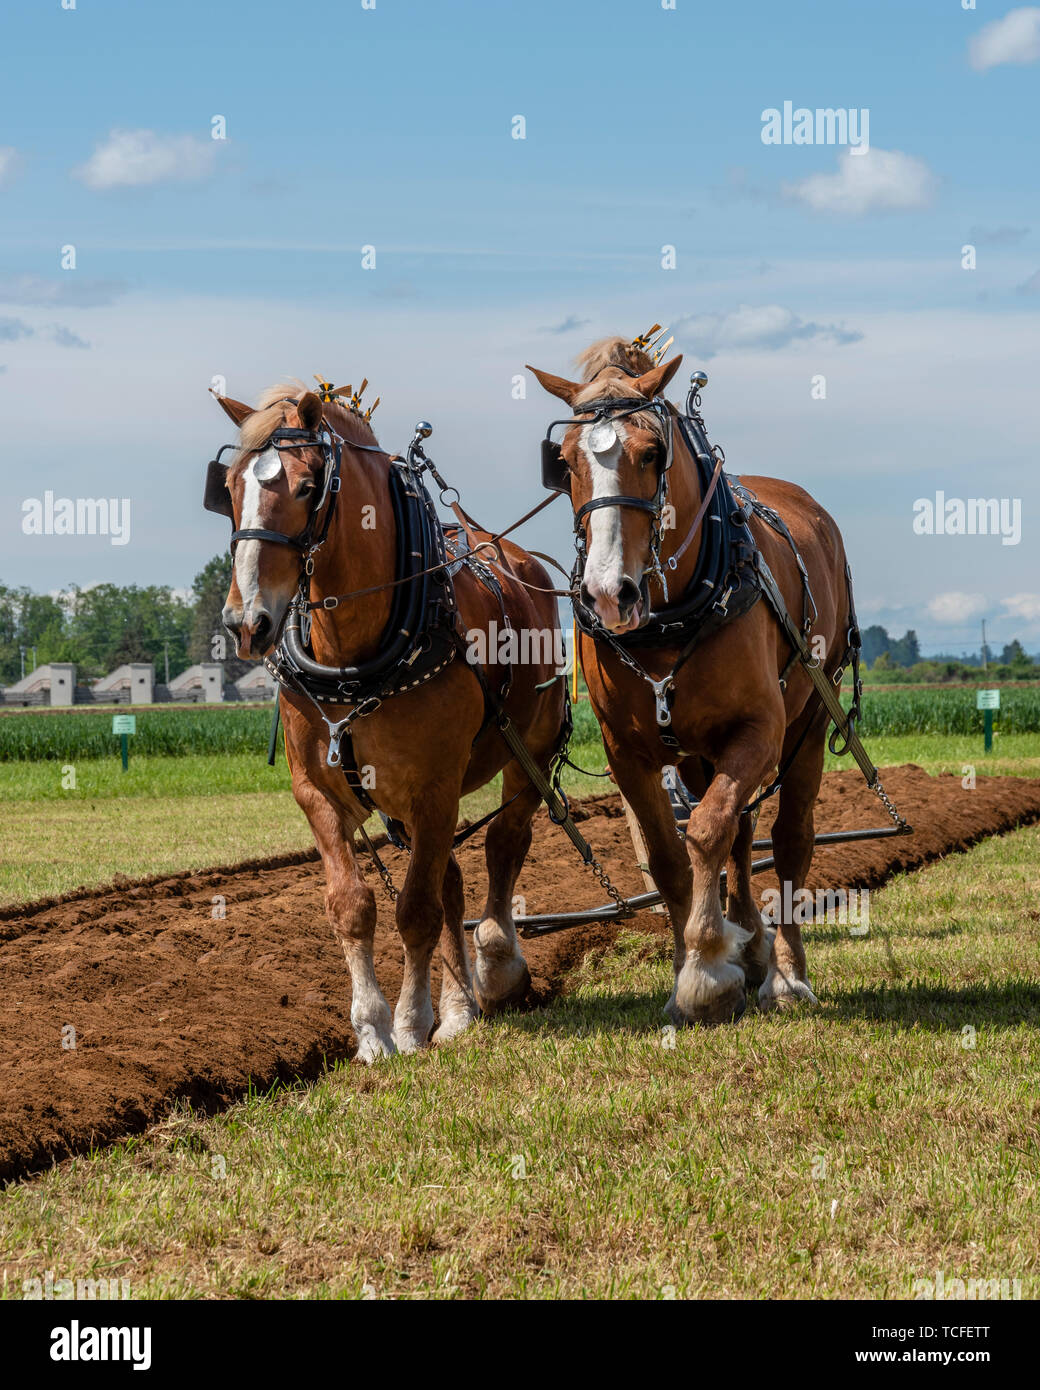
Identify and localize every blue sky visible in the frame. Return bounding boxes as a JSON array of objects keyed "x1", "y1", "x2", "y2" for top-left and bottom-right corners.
[{"x1": 1, "y1": 0, "x2": 1038, "y2": 653}]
